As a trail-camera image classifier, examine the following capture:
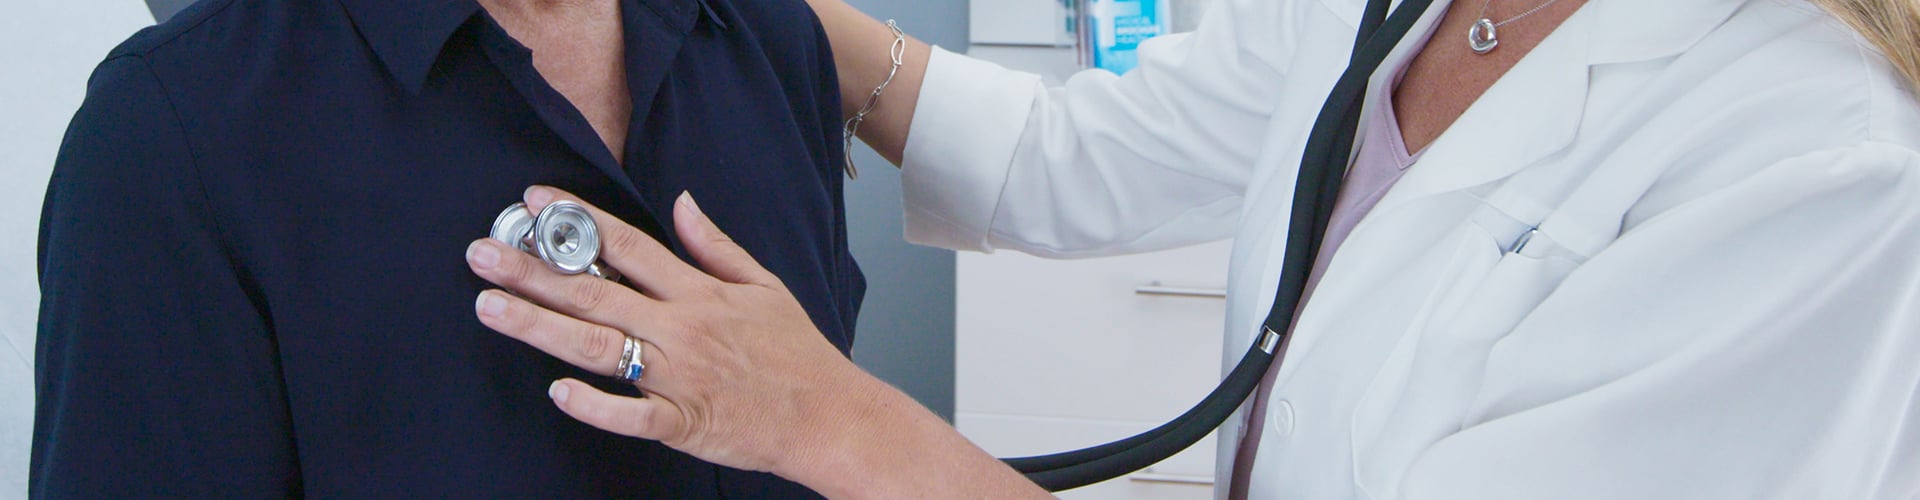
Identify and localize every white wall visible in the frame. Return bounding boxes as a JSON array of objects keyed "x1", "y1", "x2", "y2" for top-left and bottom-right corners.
[{"x1": 0, "y1": 2, "x2": 155, "y2": 496}]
